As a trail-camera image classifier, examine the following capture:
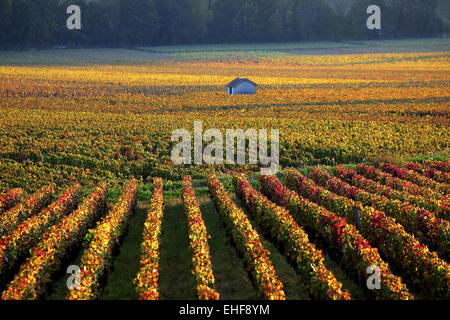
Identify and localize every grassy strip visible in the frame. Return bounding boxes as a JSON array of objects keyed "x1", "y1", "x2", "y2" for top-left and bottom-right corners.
[
  {"x1": 101, "y1": 205, "x2": 147, "y2": 300},
  {"x1": 158, "y1": 200, "x2": 196, "y2": 300},
  {"x1": 199, "y1": 198, "x2": 259, "y2": 300}
]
